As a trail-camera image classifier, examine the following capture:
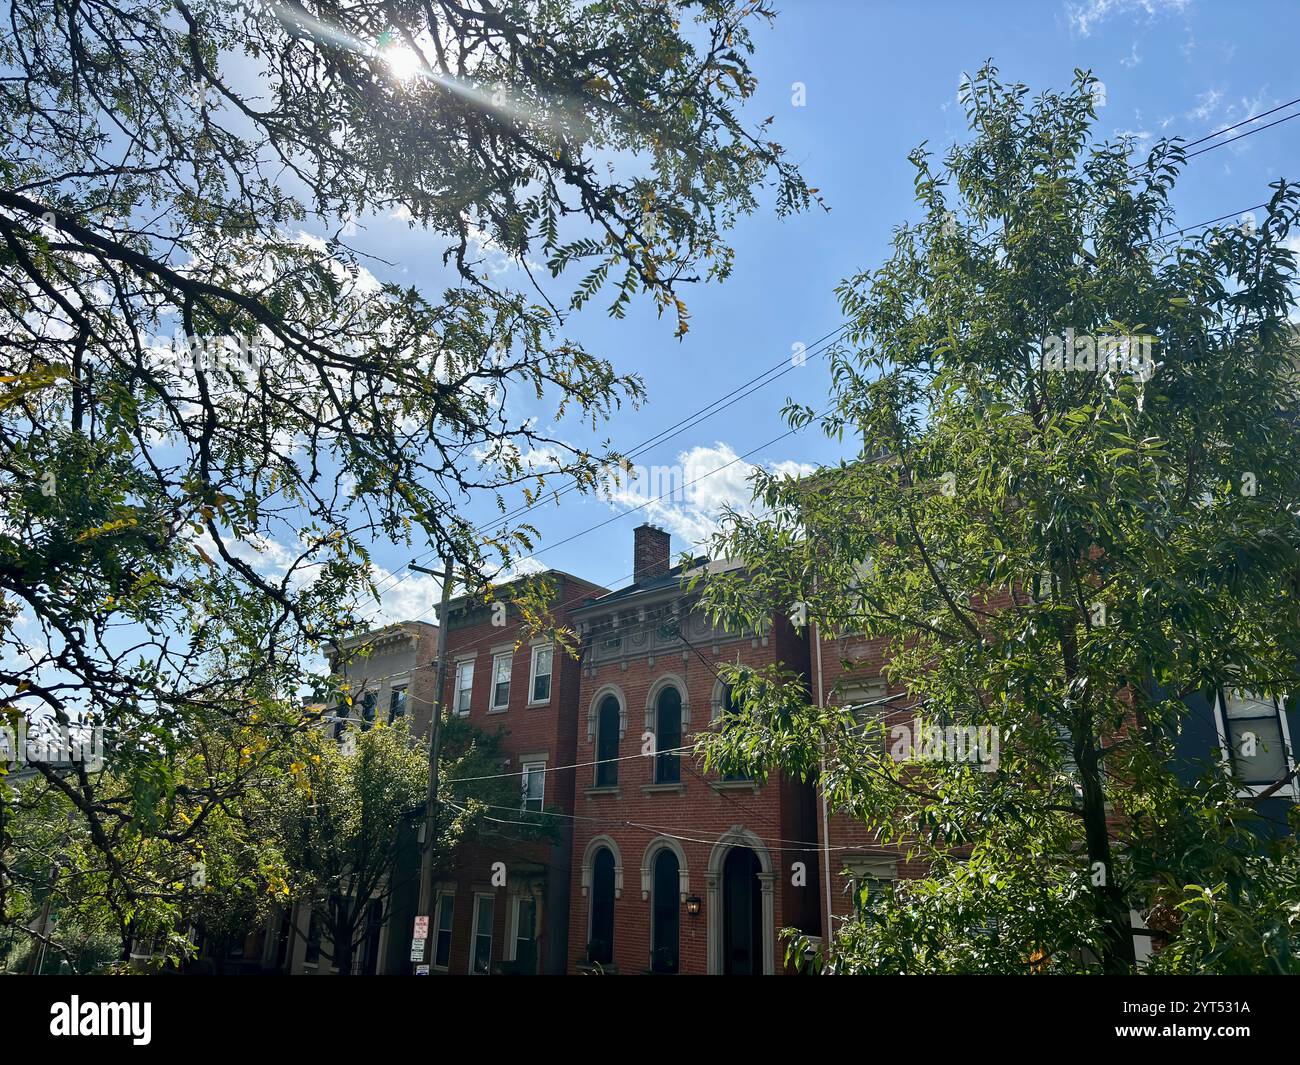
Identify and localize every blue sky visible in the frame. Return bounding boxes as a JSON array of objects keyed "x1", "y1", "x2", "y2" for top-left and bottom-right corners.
[{"x1": 331, "y1": 0, "x2": 1300, "y2": 625}]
